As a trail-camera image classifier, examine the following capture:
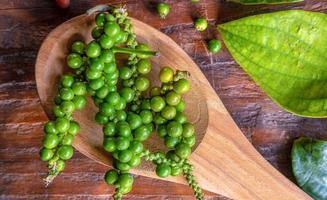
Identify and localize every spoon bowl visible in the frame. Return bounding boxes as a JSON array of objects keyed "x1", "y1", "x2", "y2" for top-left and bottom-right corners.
[{"x1": 35, "y1": 14, "x2": 312, "y2": 200}]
